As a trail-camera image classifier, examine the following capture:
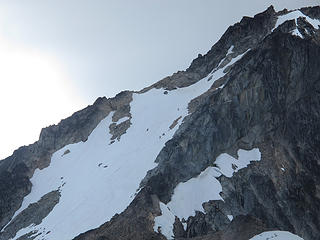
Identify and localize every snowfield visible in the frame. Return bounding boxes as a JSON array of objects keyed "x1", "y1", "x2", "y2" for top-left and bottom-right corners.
[
  {"x1": 1, "y1": 6, "x2": 317, "y2": 240},
  {"x1": 5, "y1": 45, "x2": 250, "y2": 240}
]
